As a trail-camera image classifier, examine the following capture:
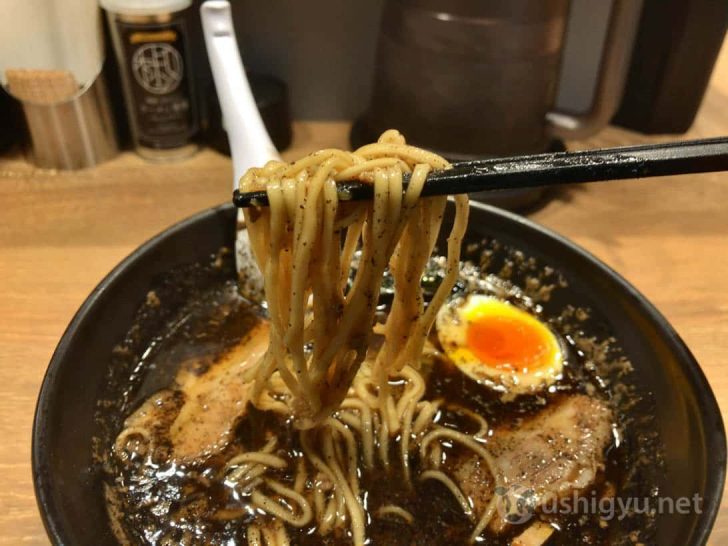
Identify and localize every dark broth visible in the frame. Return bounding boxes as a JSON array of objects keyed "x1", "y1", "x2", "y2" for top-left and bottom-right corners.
[{"x1": 100, "y1": 245, "x2": 661, "y2": 546}]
